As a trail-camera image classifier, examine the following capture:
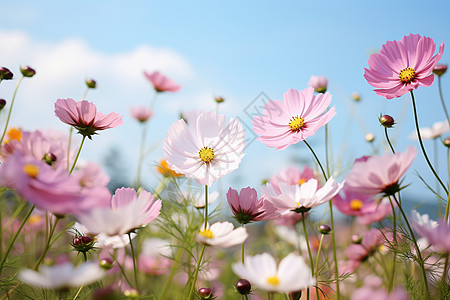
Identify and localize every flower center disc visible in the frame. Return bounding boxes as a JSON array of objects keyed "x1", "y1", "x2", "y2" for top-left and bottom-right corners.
[
  {"x1": 199, "y1": 147, "x2": 215, "y2": 163},
  {"x1": 298, "y1": 178, "x2": 306, "y2": 186},
  {"x1": 23, "y1": 164, "x2": 39, "y2": 178},
  {"x1": 199, "y1": 229, "x2": 214, "y2": 239},
  {"x1": 350, "y1": 199, "x2": 363, "y2": 210},
  {"x1": 266, "y1": 276, "x2": 280, "y2": 286},
  {"x1": 289, "y1": 116, "x2": 305, "y2": 131},
  {"x1": 399, "y1": 67, "x2": 416, "y2": 84}
]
